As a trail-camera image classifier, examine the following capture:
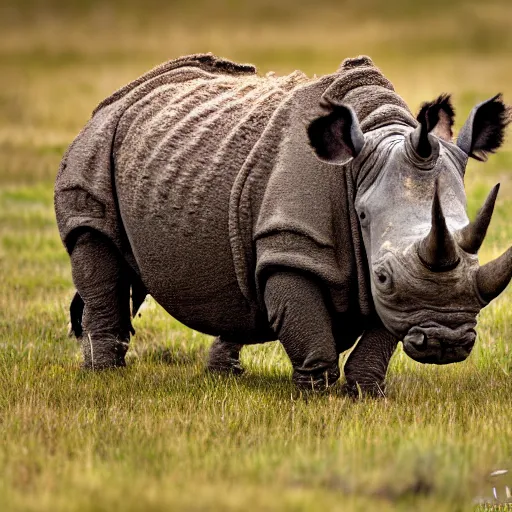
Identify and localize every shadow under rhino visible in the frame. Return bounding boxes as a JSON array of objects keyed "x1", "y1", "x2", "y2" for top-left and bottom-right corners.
[{"x1": 55, "y1": 54, "x2": 512, "y2": 397}]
